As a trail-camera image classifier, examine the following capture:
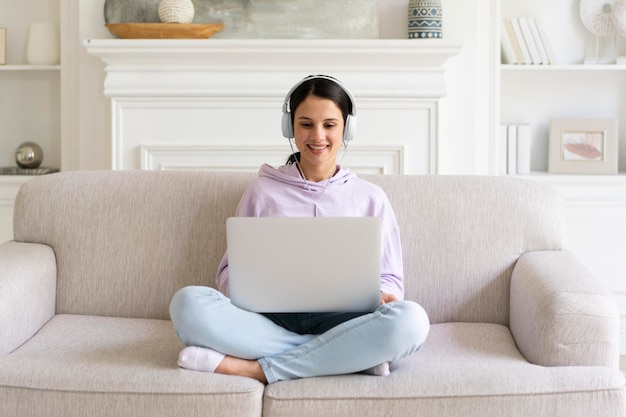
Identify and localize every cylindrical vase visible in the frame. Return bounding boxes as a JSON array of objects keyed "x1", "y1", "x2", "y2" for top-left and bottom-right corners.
[
  {"x1": 408, "y1": 0, "x2": 442, "y2": 39},
  {"x1": 26, "y1": 22, "x2": 60, "y2": 65}
]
